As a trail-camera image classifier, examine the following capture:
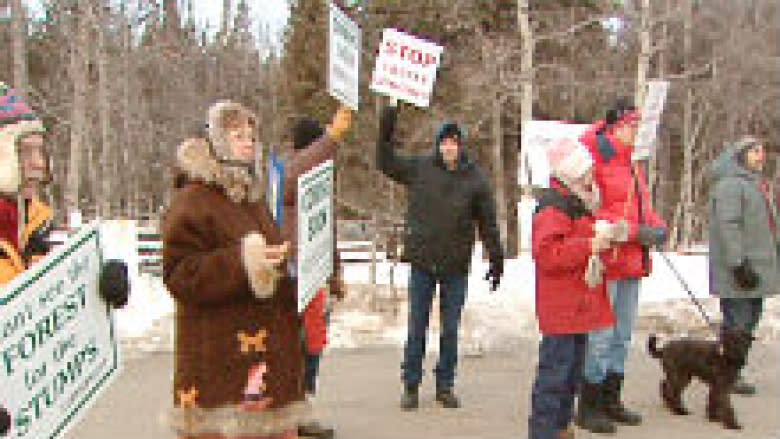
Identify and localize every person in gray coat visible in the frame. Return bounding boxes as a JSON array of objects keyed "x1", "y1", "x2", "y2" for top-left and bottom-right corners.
[{"x1": 708, "y1": 135, "x2": 779, "y2": 395}]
